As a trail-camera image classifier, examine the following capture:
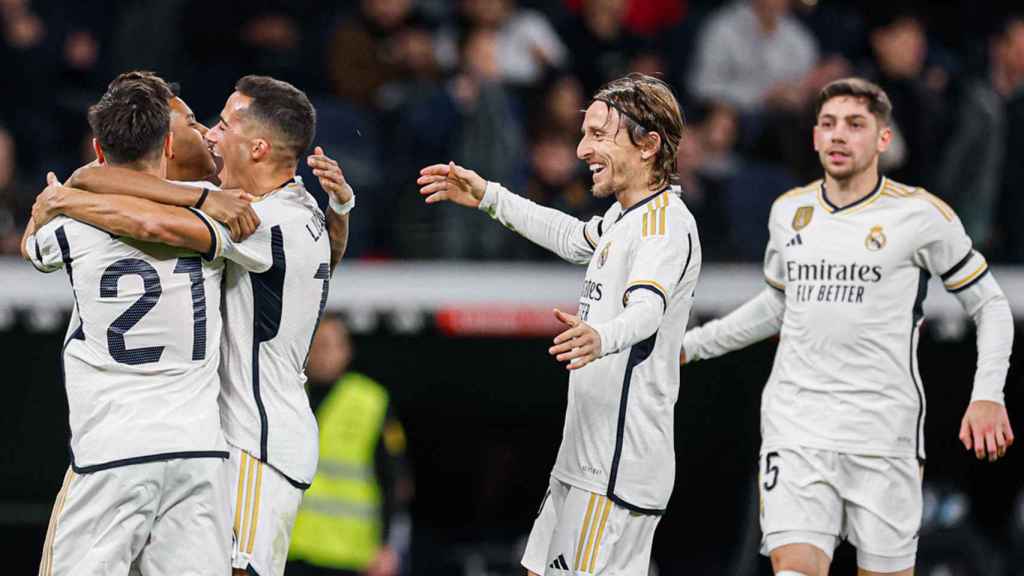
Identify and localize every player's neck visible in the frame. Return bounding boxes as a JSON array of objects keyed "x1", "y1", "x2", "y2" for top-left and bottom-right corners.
[
  {"x1": 237, "y1": 164, "x2": 296, "y2": 198},
  {"x1": 823, "y1": 168, "x2": 880, "y2": 209},
  {"x1": 616, "y1": 172, "x2": 664, "y2": 210}
]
